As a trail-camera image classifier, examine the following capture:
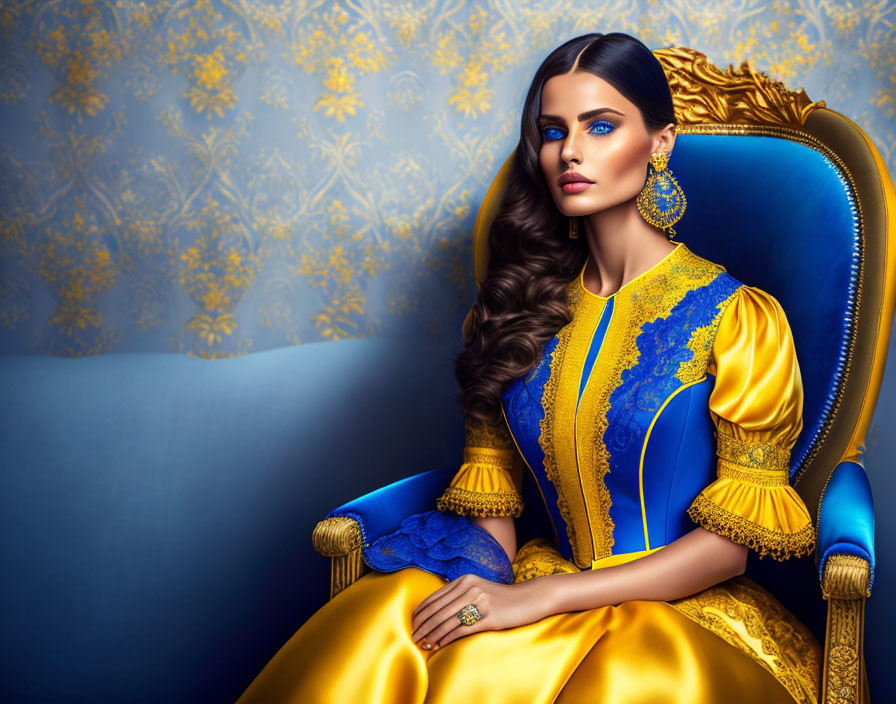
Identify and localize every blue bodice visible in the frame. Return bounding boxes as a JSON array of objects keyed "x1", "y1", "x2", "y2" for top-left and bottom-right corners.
[{"x1": 501, "y1": 243, "x2": 742, "y2": 569}]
